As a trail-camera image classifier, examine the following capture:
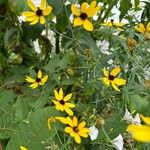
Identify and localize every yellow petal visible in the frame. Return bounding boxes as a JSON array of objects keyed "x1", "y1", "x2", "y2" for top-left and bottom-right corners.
[
  {"x1": 65, "y1": 127, "x2": 74, "y2": 134},
  {"x1": 102, "y1": 77, "x2": 110, "y2": 86},
  {"x1": 63, "y1": 93, "x2": 72, "y2": 101},
  {"x1": 140, "y1": 115, "x2": 150, "y2": 126},
  {"x1": 146, "y1": 22, "x2": 150, "y2": 32},
  {"x1": 110, "y1": 67, "x2": 121, "y2": 76},
  {"x1": 47, "y1": 117, "x2": 56, "y2": 130},
  {"x1": 38, "y1": 70, "x2": 42, "y2": 78},
  {"x1": 71, "y1": 4, "x2": 80, "y2": 16},
  {"x1": 73, "y1": 17, "x2": 83, "y2": 26},
  {"x1": 29, "y1": 82, "x2": 38, "y2": 89},
  {"x1": 81, "y1": 2, "x2": 88, "y2": 13},
  {"x1": 64, "y1": 107, "x2": 74, "y2": 116},
  {"x1": 78, "y1": 121, "x2": 86, "y2": 130},
  {"x1": 136, "y1": 23, "x2": 145, "y2": 33},
  {"x1": 65, "y1": 103, "x2": 75, "y2": 108},
  {"x1": 83, "y1": 19, "x2": 93, "y2": 31},
  {"x1": 54, "y1": 89, "x2": 63, "y2": 101},
  {"x1": 39, "y1": 16, "x2": 46, "y2": 24},
  {"x1": 111, "y1": 82, "x2": 120, "y2": 91},
  {"x1": 25, "y1": 16, "x2": 37, "y2": 22},
  {"x1": 72, "y1": 116, "x2": 78, "y2": 126},
  {"x1": 103, "y1": 67, "x2": 109, "y2": 77},
  {"x1": 78, "y1": 131, "x2": 89, "y2": 137},
  {"x1": 114, "y1": 78, "x2": 126, "y2": 86},
  {"x1": 66, "y1": 117, "x2": 74, "y2": 127},
  {"x1": 27, "y1": 0, "x2": 37, "y2": 11},
  {"x1": 41, "y1": 75, "x2": 48, "y2": 83},
  {"x1": 43, "y1": 6, "x2": 52, "y2": 16},
  {"x1": 55, "y1": 117, "x2": 68, "y2": 124},
  {"x1": 127, "y1": 124, "x2": 150, "y2": 142},
  {"x1": 20, "y1": 146, "x2": 28, "y2": 150},
  {"x1": 22, "y1": 11, "x2": 35, "y2": 17},
  {"x1": 30, "y1": 16, "x2": 39, "y2": 25},
  {"x1": 74, "y1": 134, "x2": 81, "y2": 143},
  {"x1": 25, "y1": 76, "x2": 35, "y2": 83},
  {"x1": 40, "y1": 0, "x2": 46, "y2": 10}
]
